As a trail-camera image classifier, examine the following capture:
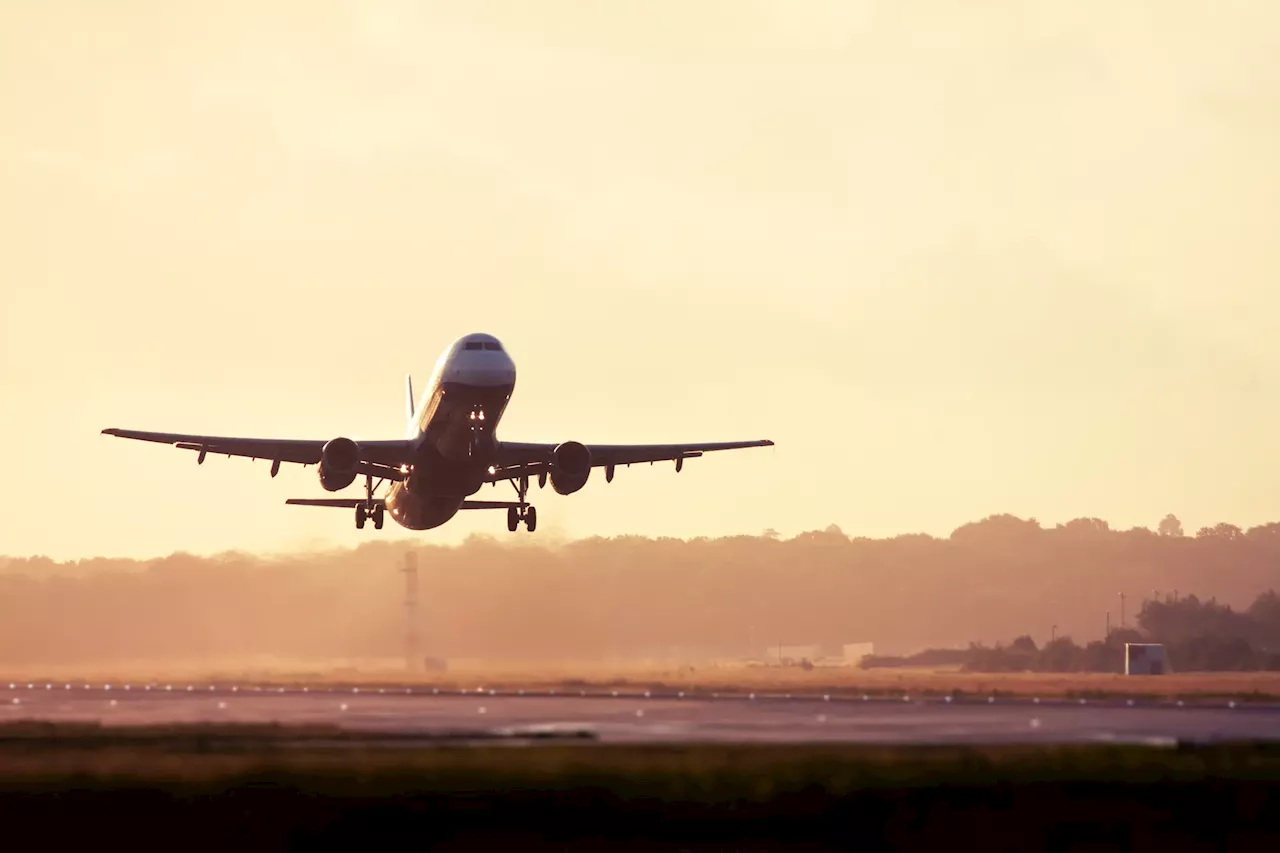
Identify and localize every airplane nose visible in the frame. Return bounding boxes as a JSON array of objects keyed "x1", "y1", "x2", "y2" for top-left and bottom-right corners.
[{"x1": 451, "y1": 359, "x2": 516, "y2": 387}]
